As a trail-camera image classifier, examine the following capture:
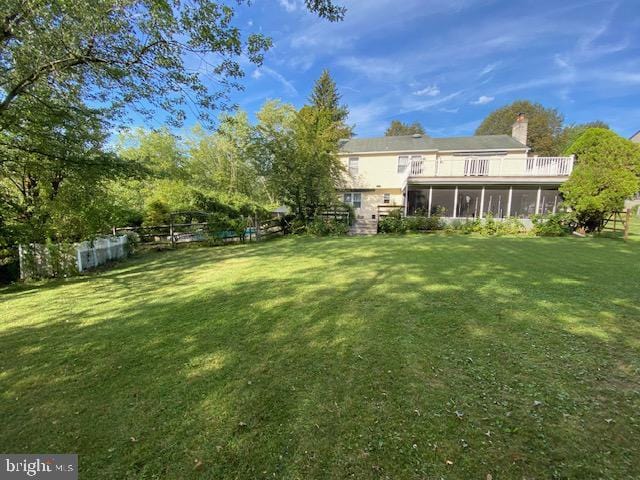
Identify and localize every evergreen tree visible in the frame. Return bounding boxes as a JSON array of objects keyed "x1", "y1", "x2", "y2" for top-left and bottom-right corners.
[{"x1": 309, "y1": 70, "x2": 352, "y2": 137}]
